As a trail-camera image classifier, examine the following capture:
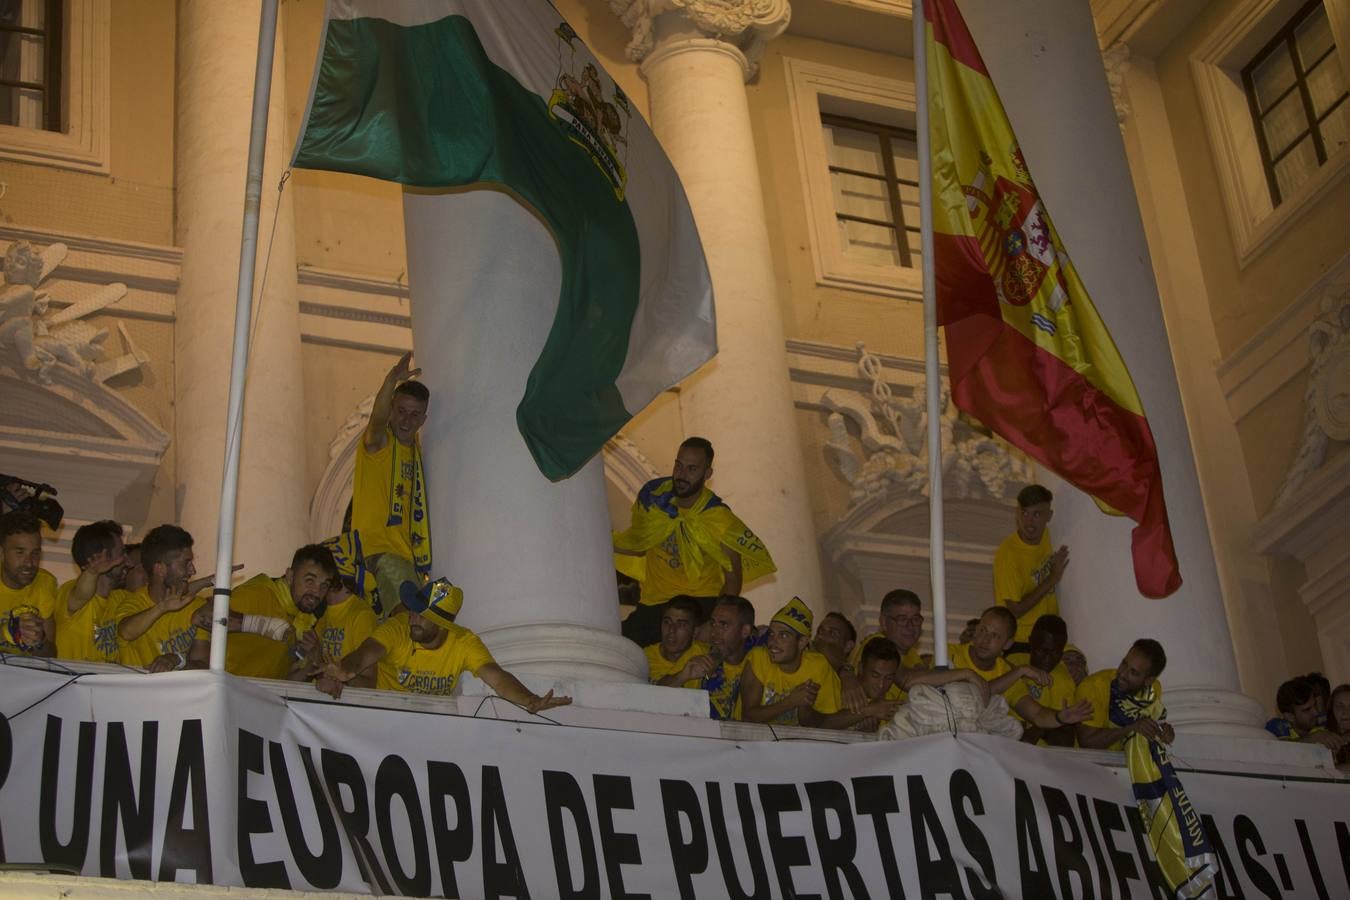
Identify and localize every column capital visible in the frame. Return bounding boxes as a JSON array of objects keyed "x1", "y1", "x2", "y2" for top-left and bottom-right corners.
[{"x1": 609, "y1": 0, "x2": 791, "y2": 79}]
